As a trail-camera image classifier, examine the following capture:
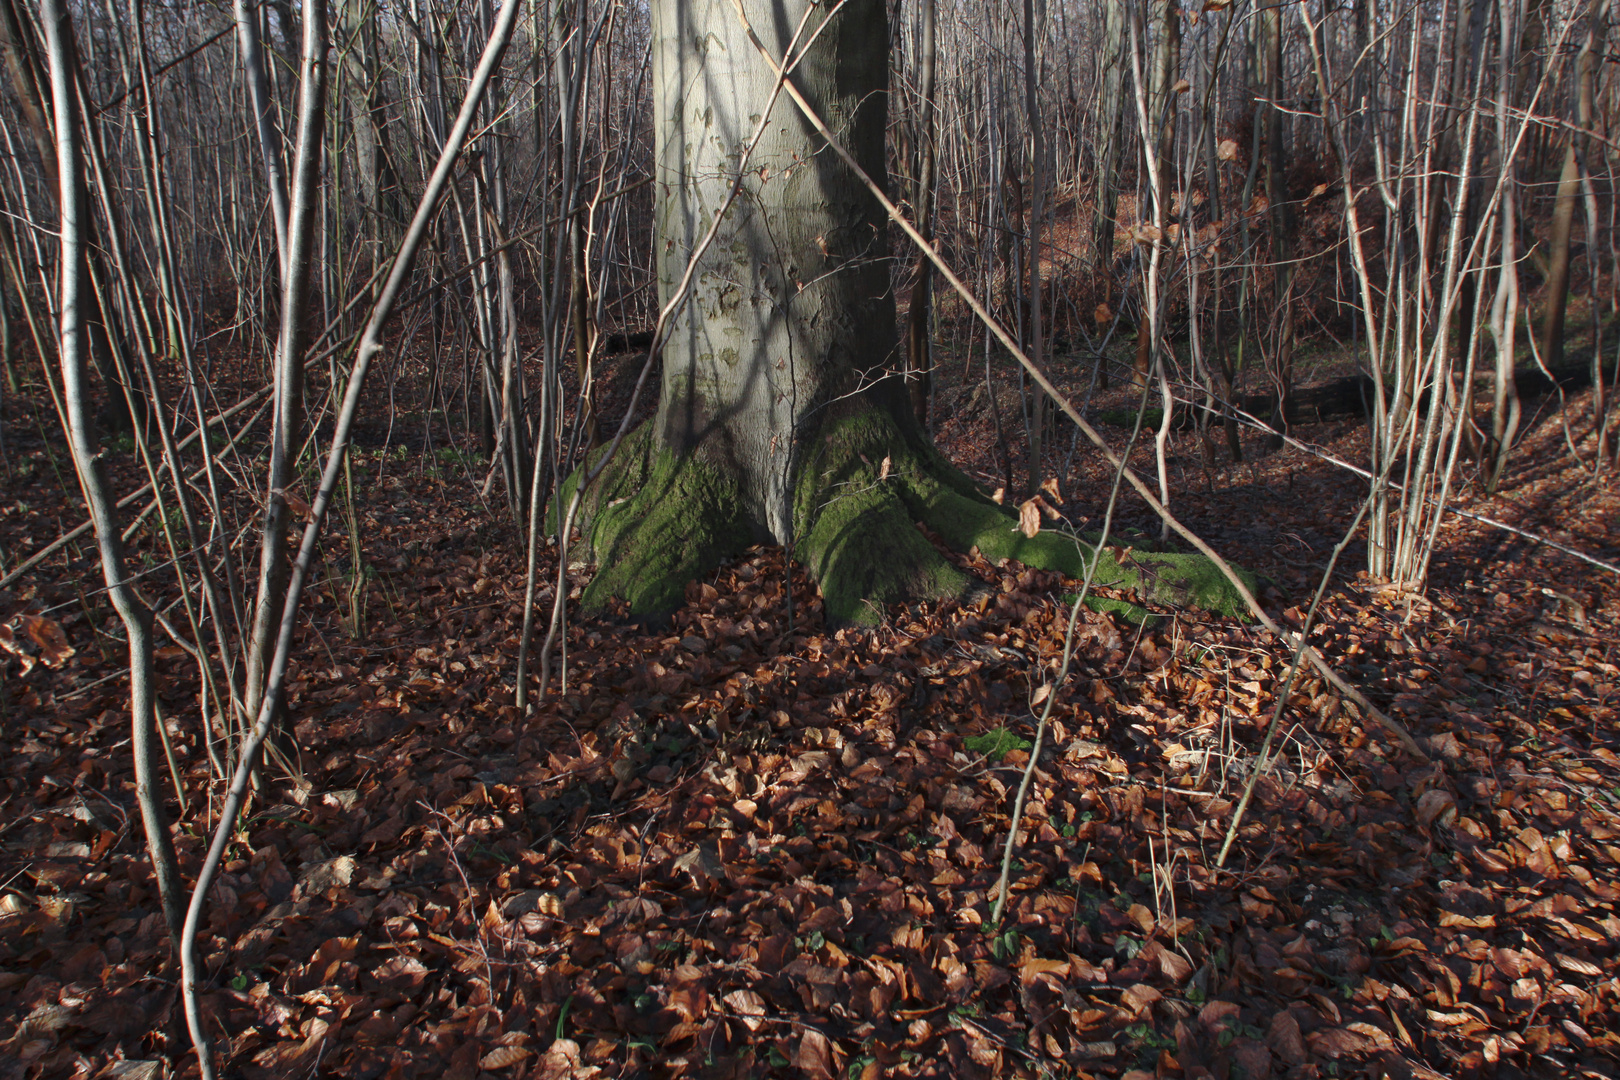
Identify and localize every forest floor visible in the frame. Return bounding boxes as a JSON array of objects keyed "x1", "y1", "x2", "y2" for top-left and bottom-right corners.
[{"x1": 1, "y1": 344, "x2": 1619, "y2": 1080}]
